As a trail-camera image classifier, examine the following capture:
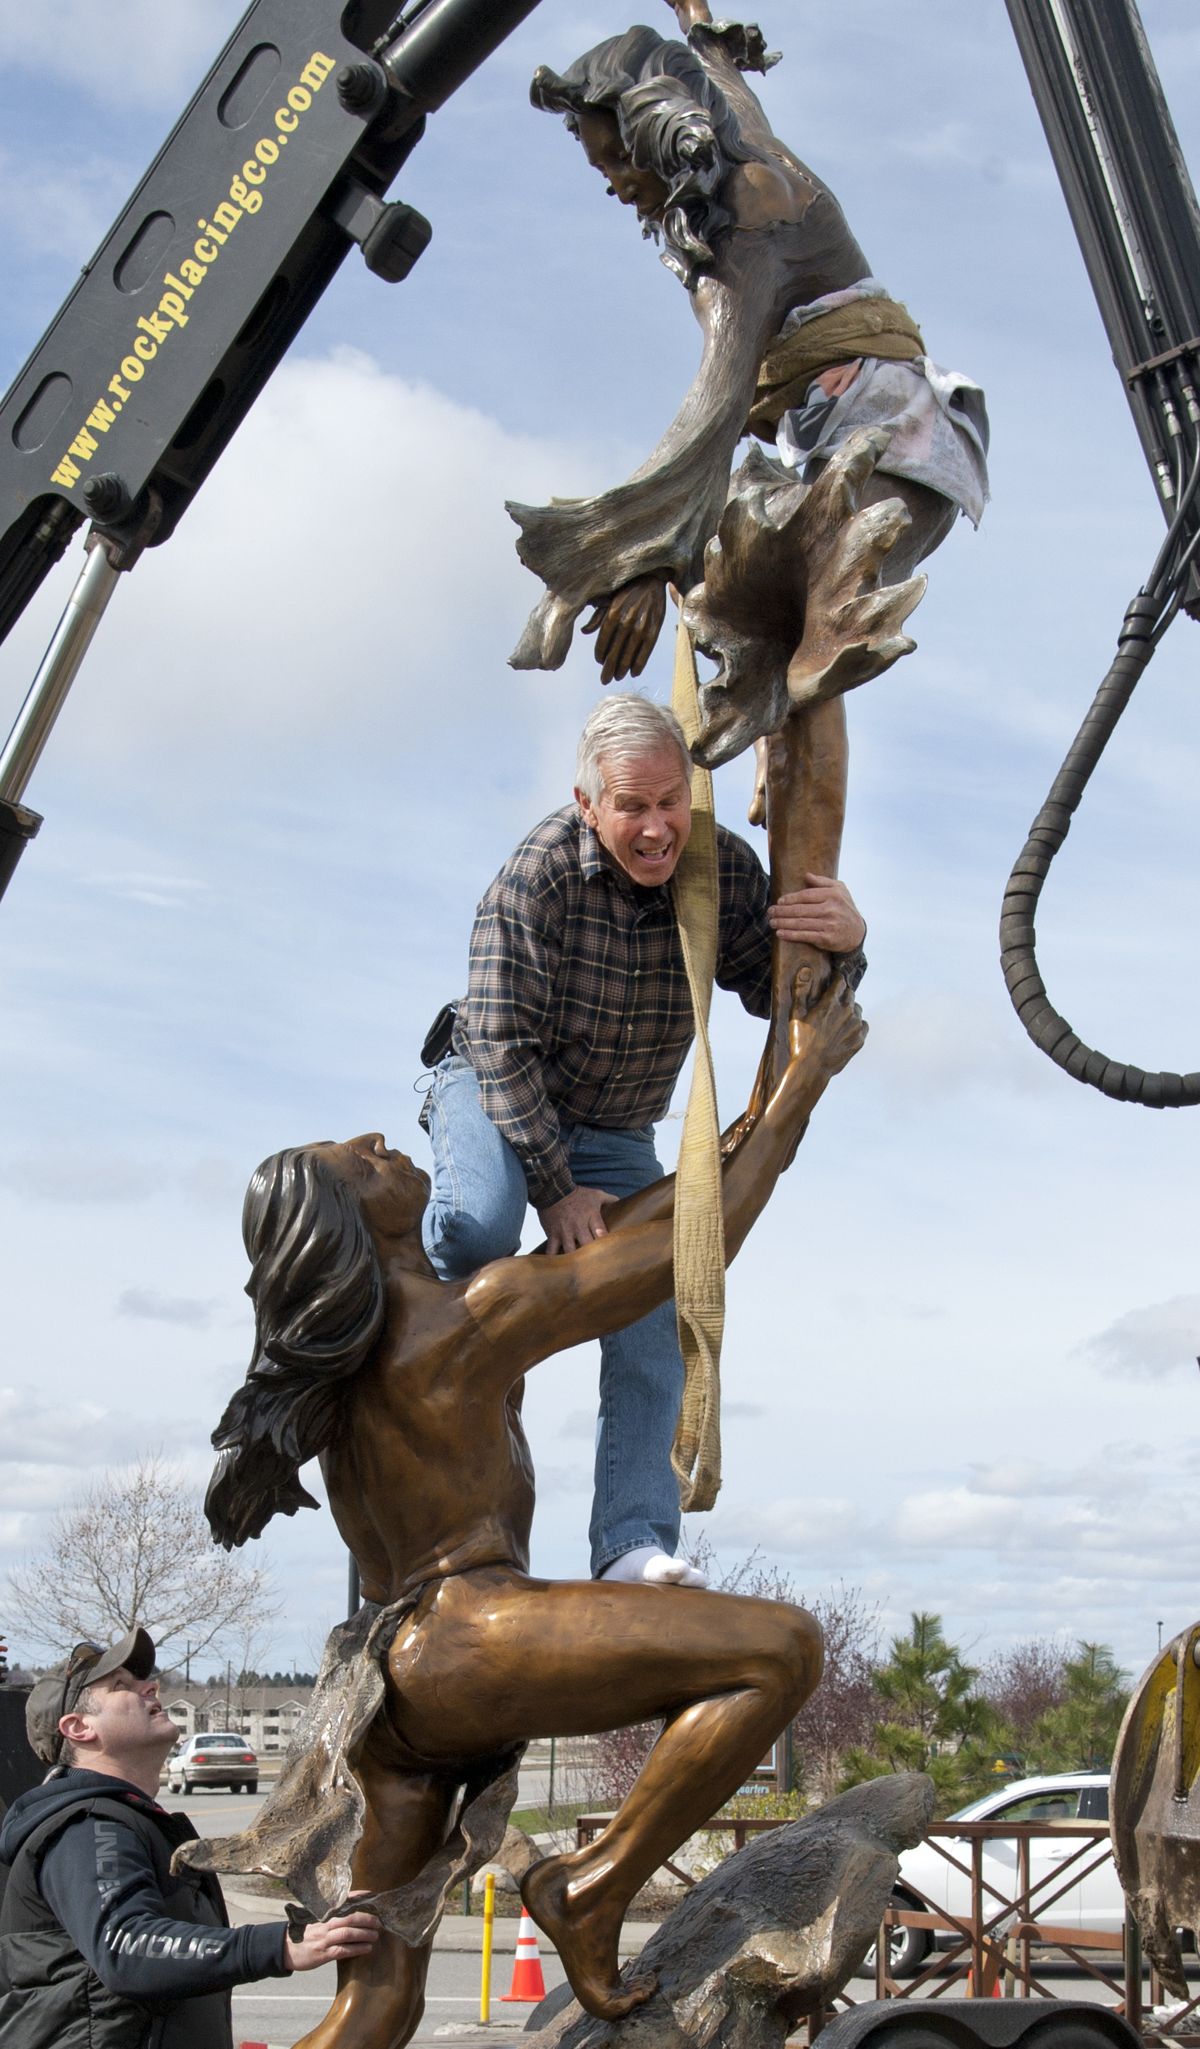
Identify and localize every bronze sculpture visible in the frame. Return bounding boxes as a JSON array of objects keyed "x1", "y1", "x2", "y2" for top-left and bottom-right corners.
[
  {"x1": 509, "y1": 0, "x2": 987, "y2": 1099},
  {"x1": 184, "y1": 970, "x2": 864, "y2": 2049},
  {"x1": 510, "y1": 0, "x2": 987, "y2": 773}
]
